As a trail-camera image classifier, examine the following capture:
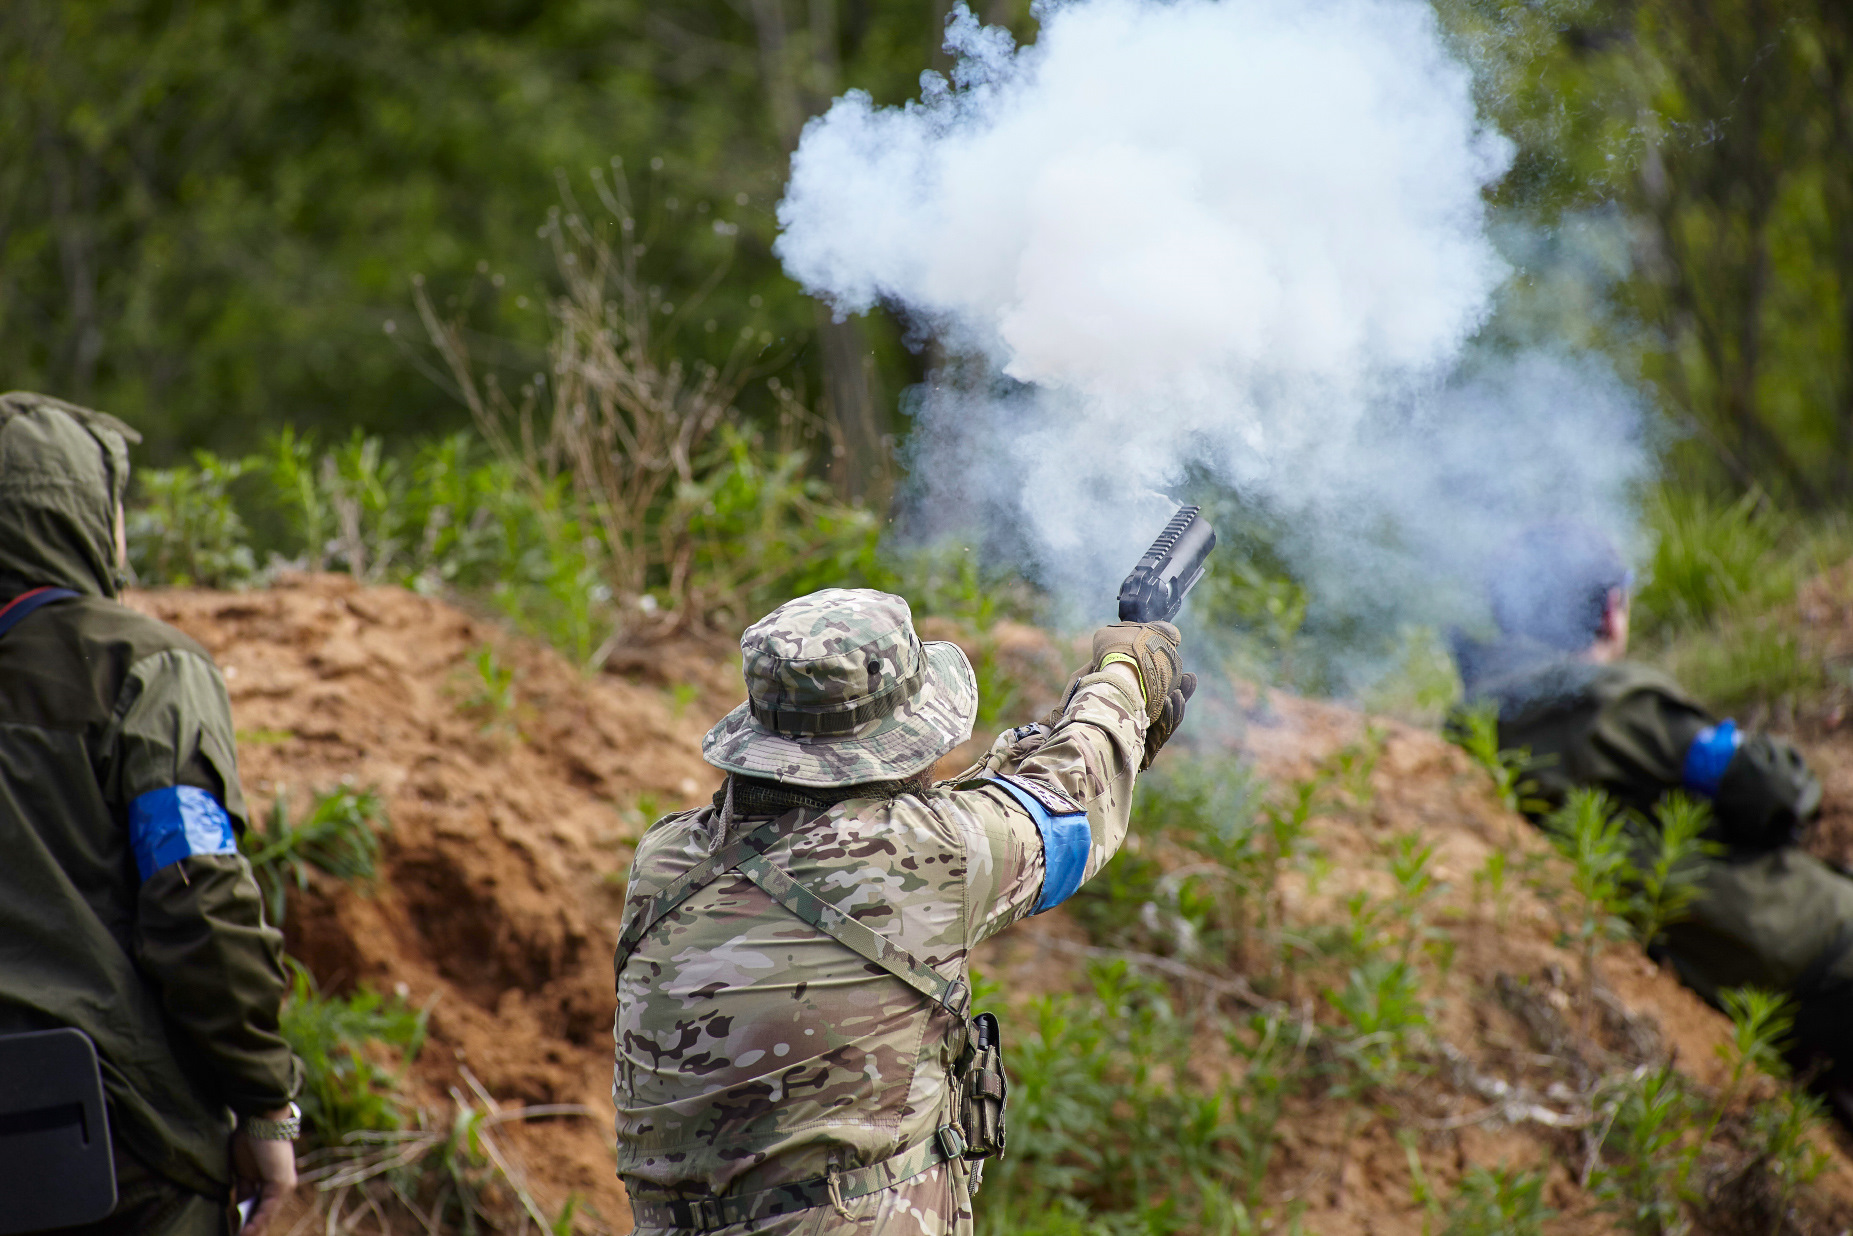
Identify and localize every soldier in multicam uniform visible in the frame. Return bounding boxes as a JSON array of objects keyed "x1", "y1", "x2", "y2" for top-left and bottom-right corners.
[{"x1": 613, "y1": 588, "x2": 1195, "y2": 1233}]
